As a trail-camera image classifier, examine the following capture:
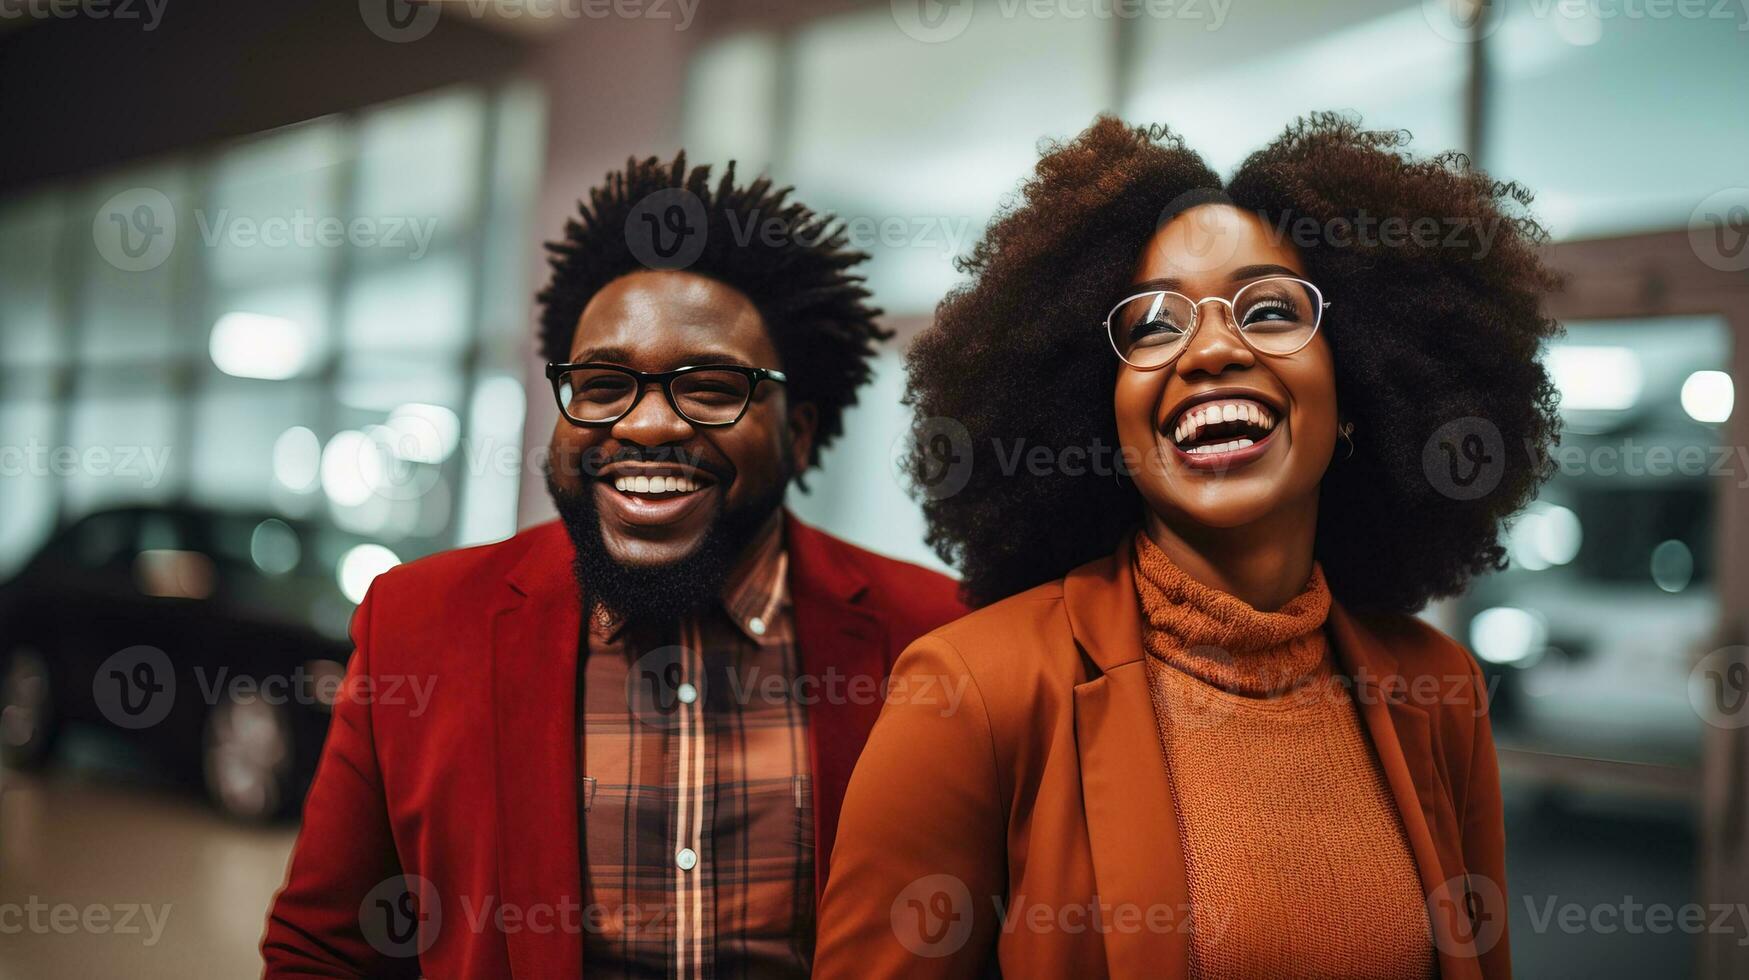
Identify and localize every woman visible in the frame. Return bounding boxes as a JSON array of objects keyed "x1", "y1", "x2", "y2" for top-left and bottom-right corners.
[{"x1": 813, "y1": 115, "x2": 1559, "y2": 979}]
